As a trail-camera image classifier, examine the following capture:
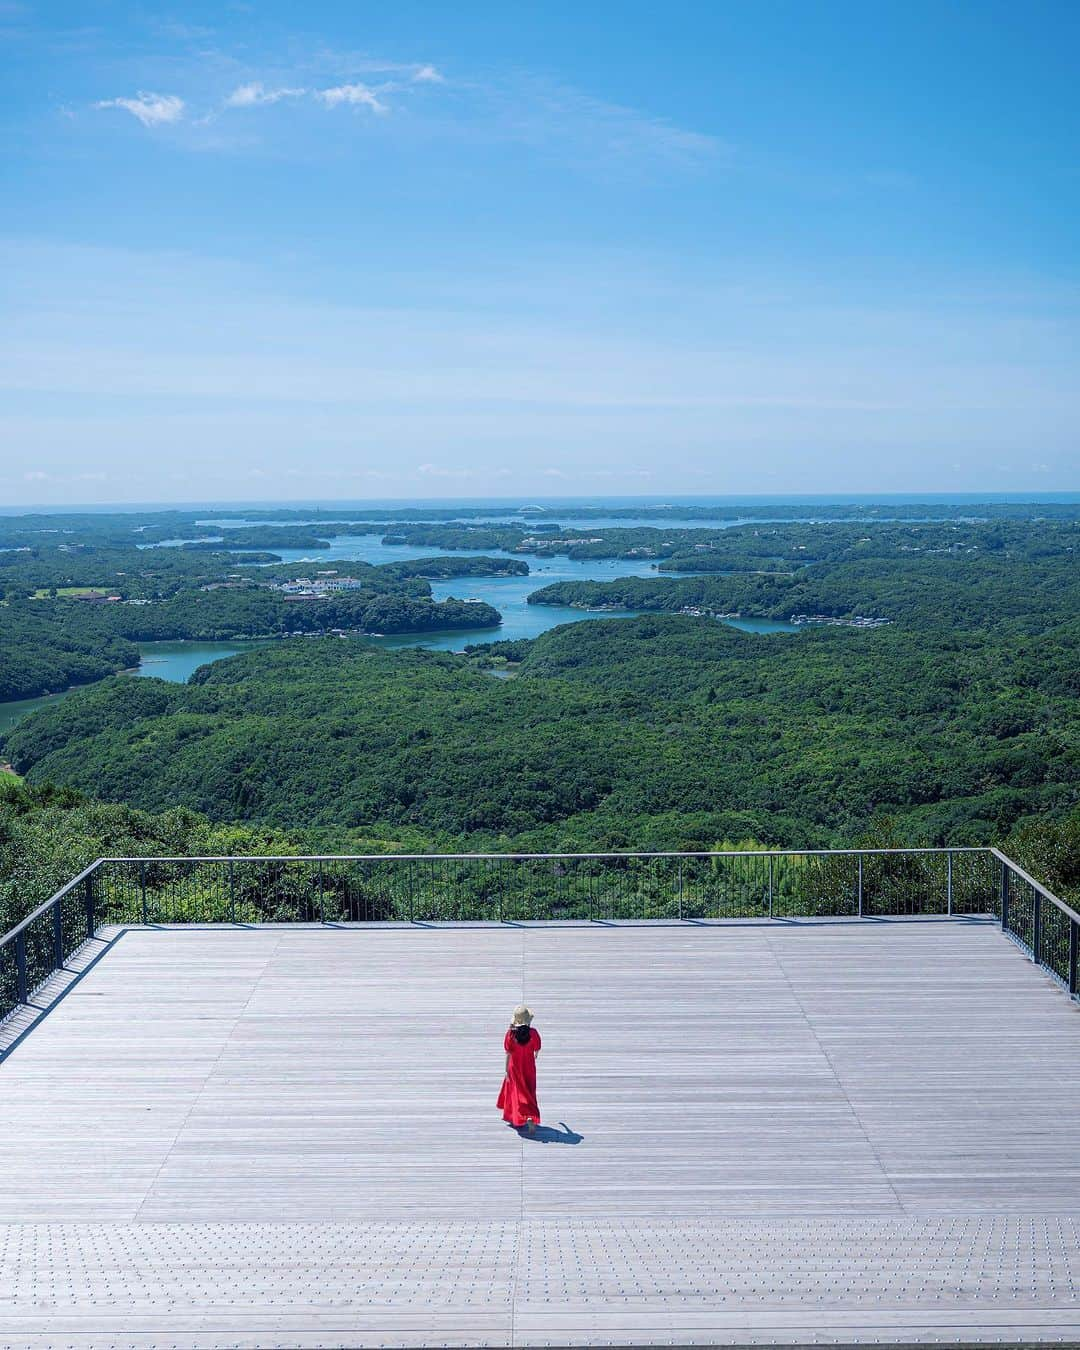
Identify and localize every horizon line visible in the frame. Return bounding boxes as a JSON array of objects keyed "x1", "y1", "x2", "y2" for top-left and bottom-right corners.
[{"x1": 2, "y1": 488, "x2": 1080, "y2": 515}]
